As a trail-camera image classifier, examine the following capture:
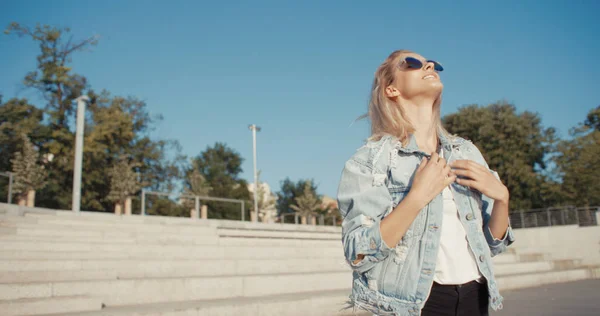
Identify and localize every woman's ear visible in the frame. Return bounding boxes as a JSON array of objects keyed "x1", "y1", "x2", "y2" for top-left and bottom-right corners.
[{"x1": 385, "y1": 85, "x2": 400, "y2": 98}]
